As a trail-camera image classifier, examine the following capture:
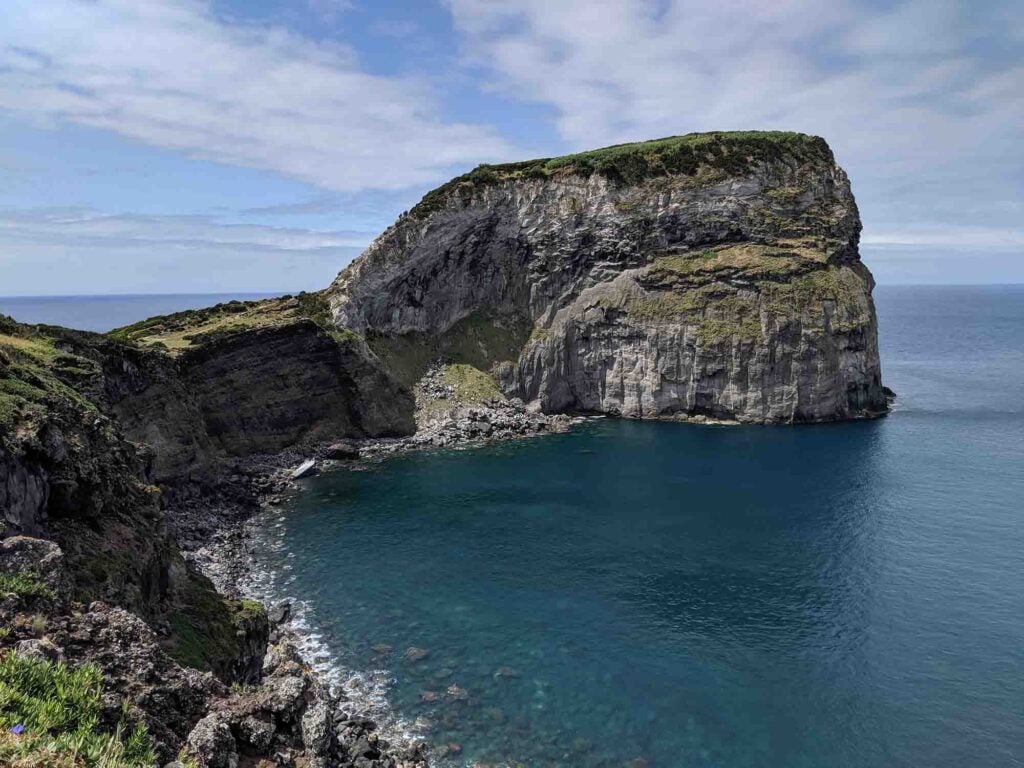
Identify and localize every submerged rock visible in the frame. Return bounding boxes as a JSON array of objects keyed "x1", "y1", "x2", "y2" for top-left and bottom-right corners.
[{"x1": 403, "y1": 646, "x2": 429, "y2": 663}]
